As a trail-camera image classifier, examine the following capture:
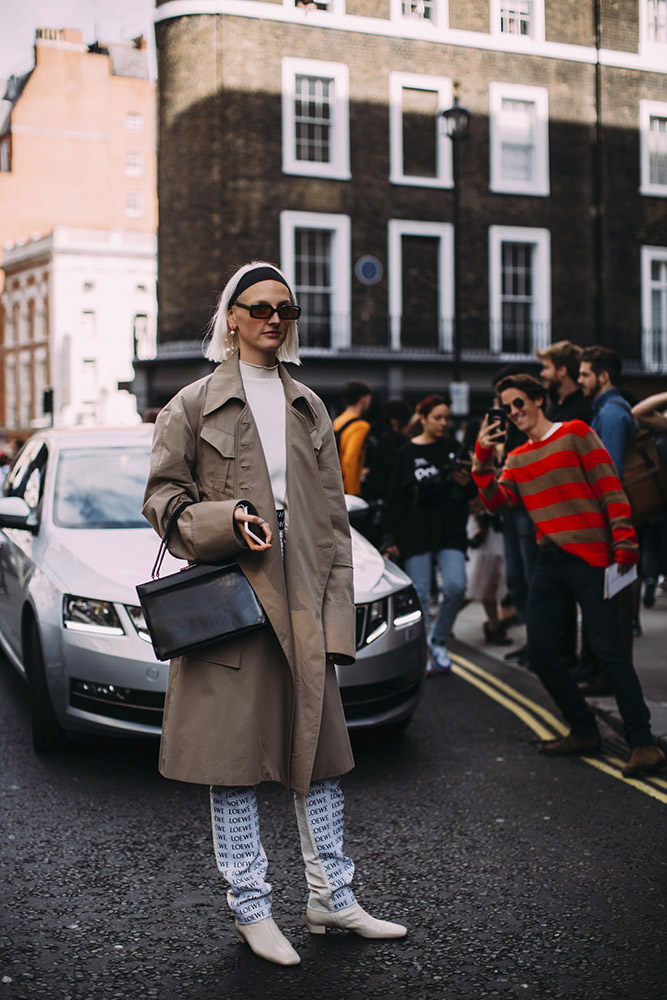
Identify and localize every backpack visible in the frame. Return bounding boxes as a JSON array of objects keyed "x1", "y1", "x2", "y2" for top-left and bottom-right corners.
[
  {"x1": 334, "y1": 416, "x2": 364, "y2": 455},
  {"x1": 611, "y1": 400, "x2": 667, "y2": 524}
]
